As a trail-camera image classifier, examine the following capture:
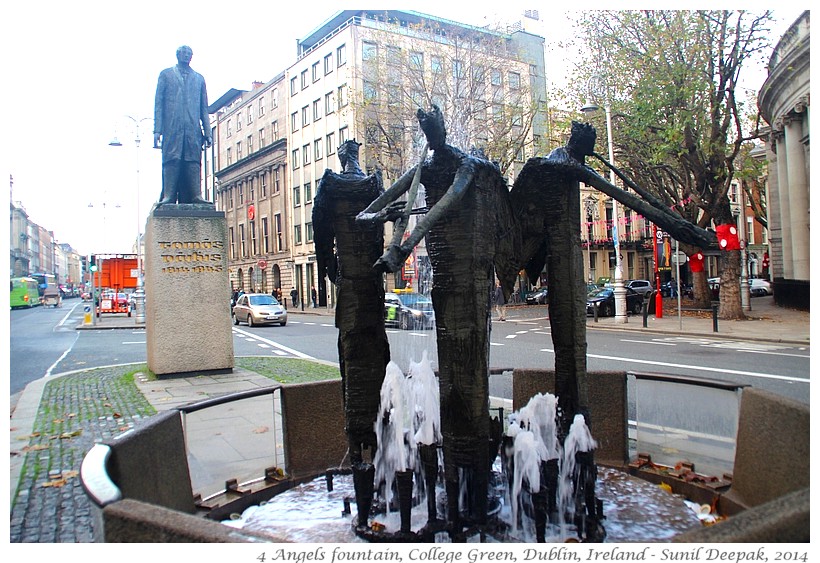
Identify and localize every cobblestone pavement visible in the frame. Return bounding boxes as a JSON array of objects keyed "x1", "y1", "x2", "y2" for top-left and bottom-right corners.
[{"x1": 9, "y1": 367, "x2": 155, "y2": 543}]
